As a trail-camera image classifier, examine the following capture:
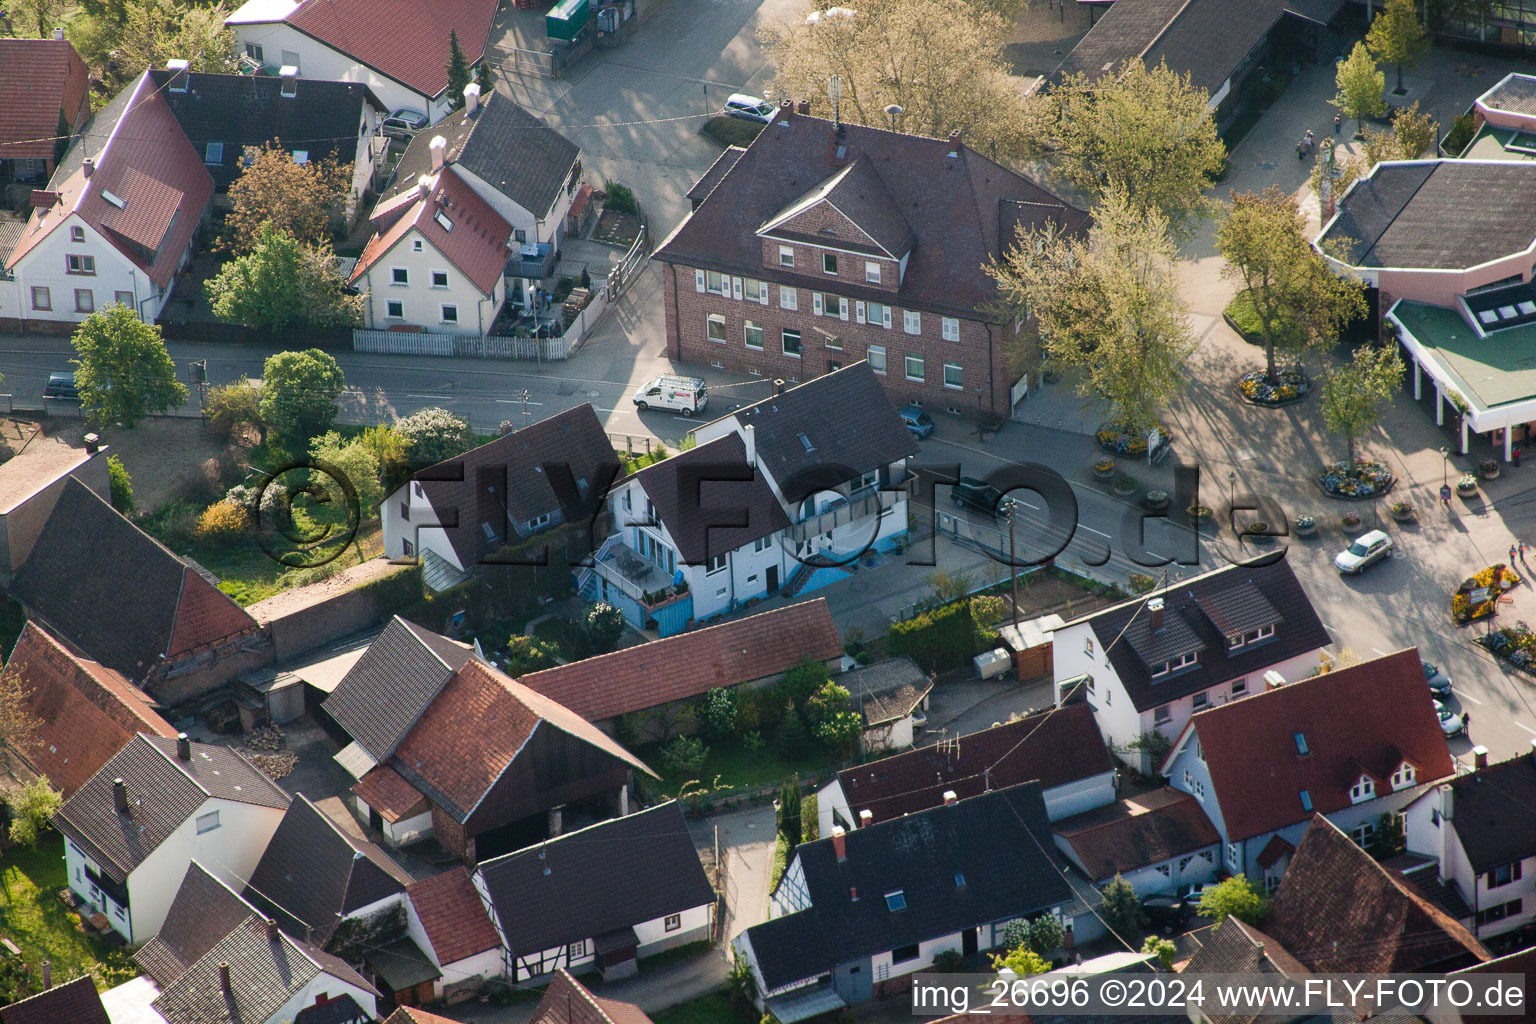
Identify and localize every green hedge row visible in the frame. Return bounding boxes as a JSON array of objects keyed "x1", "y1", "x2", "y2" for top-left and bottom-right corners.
[{"x1": 888, "y1": 599, "x2": 976, "y2": 673}]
